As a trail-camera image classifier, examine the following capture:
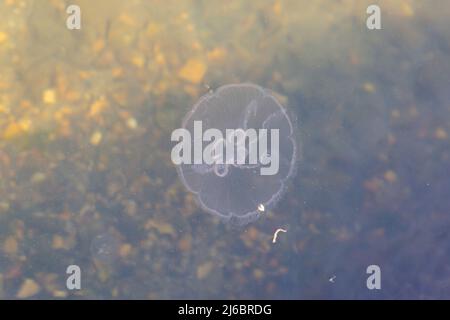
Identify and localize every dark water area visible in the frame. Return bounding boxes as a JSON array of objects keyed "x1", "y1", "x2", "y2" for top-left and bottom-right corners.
[{"x1": 0, "y1": 0, "x2": 449, "y2": 299}]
